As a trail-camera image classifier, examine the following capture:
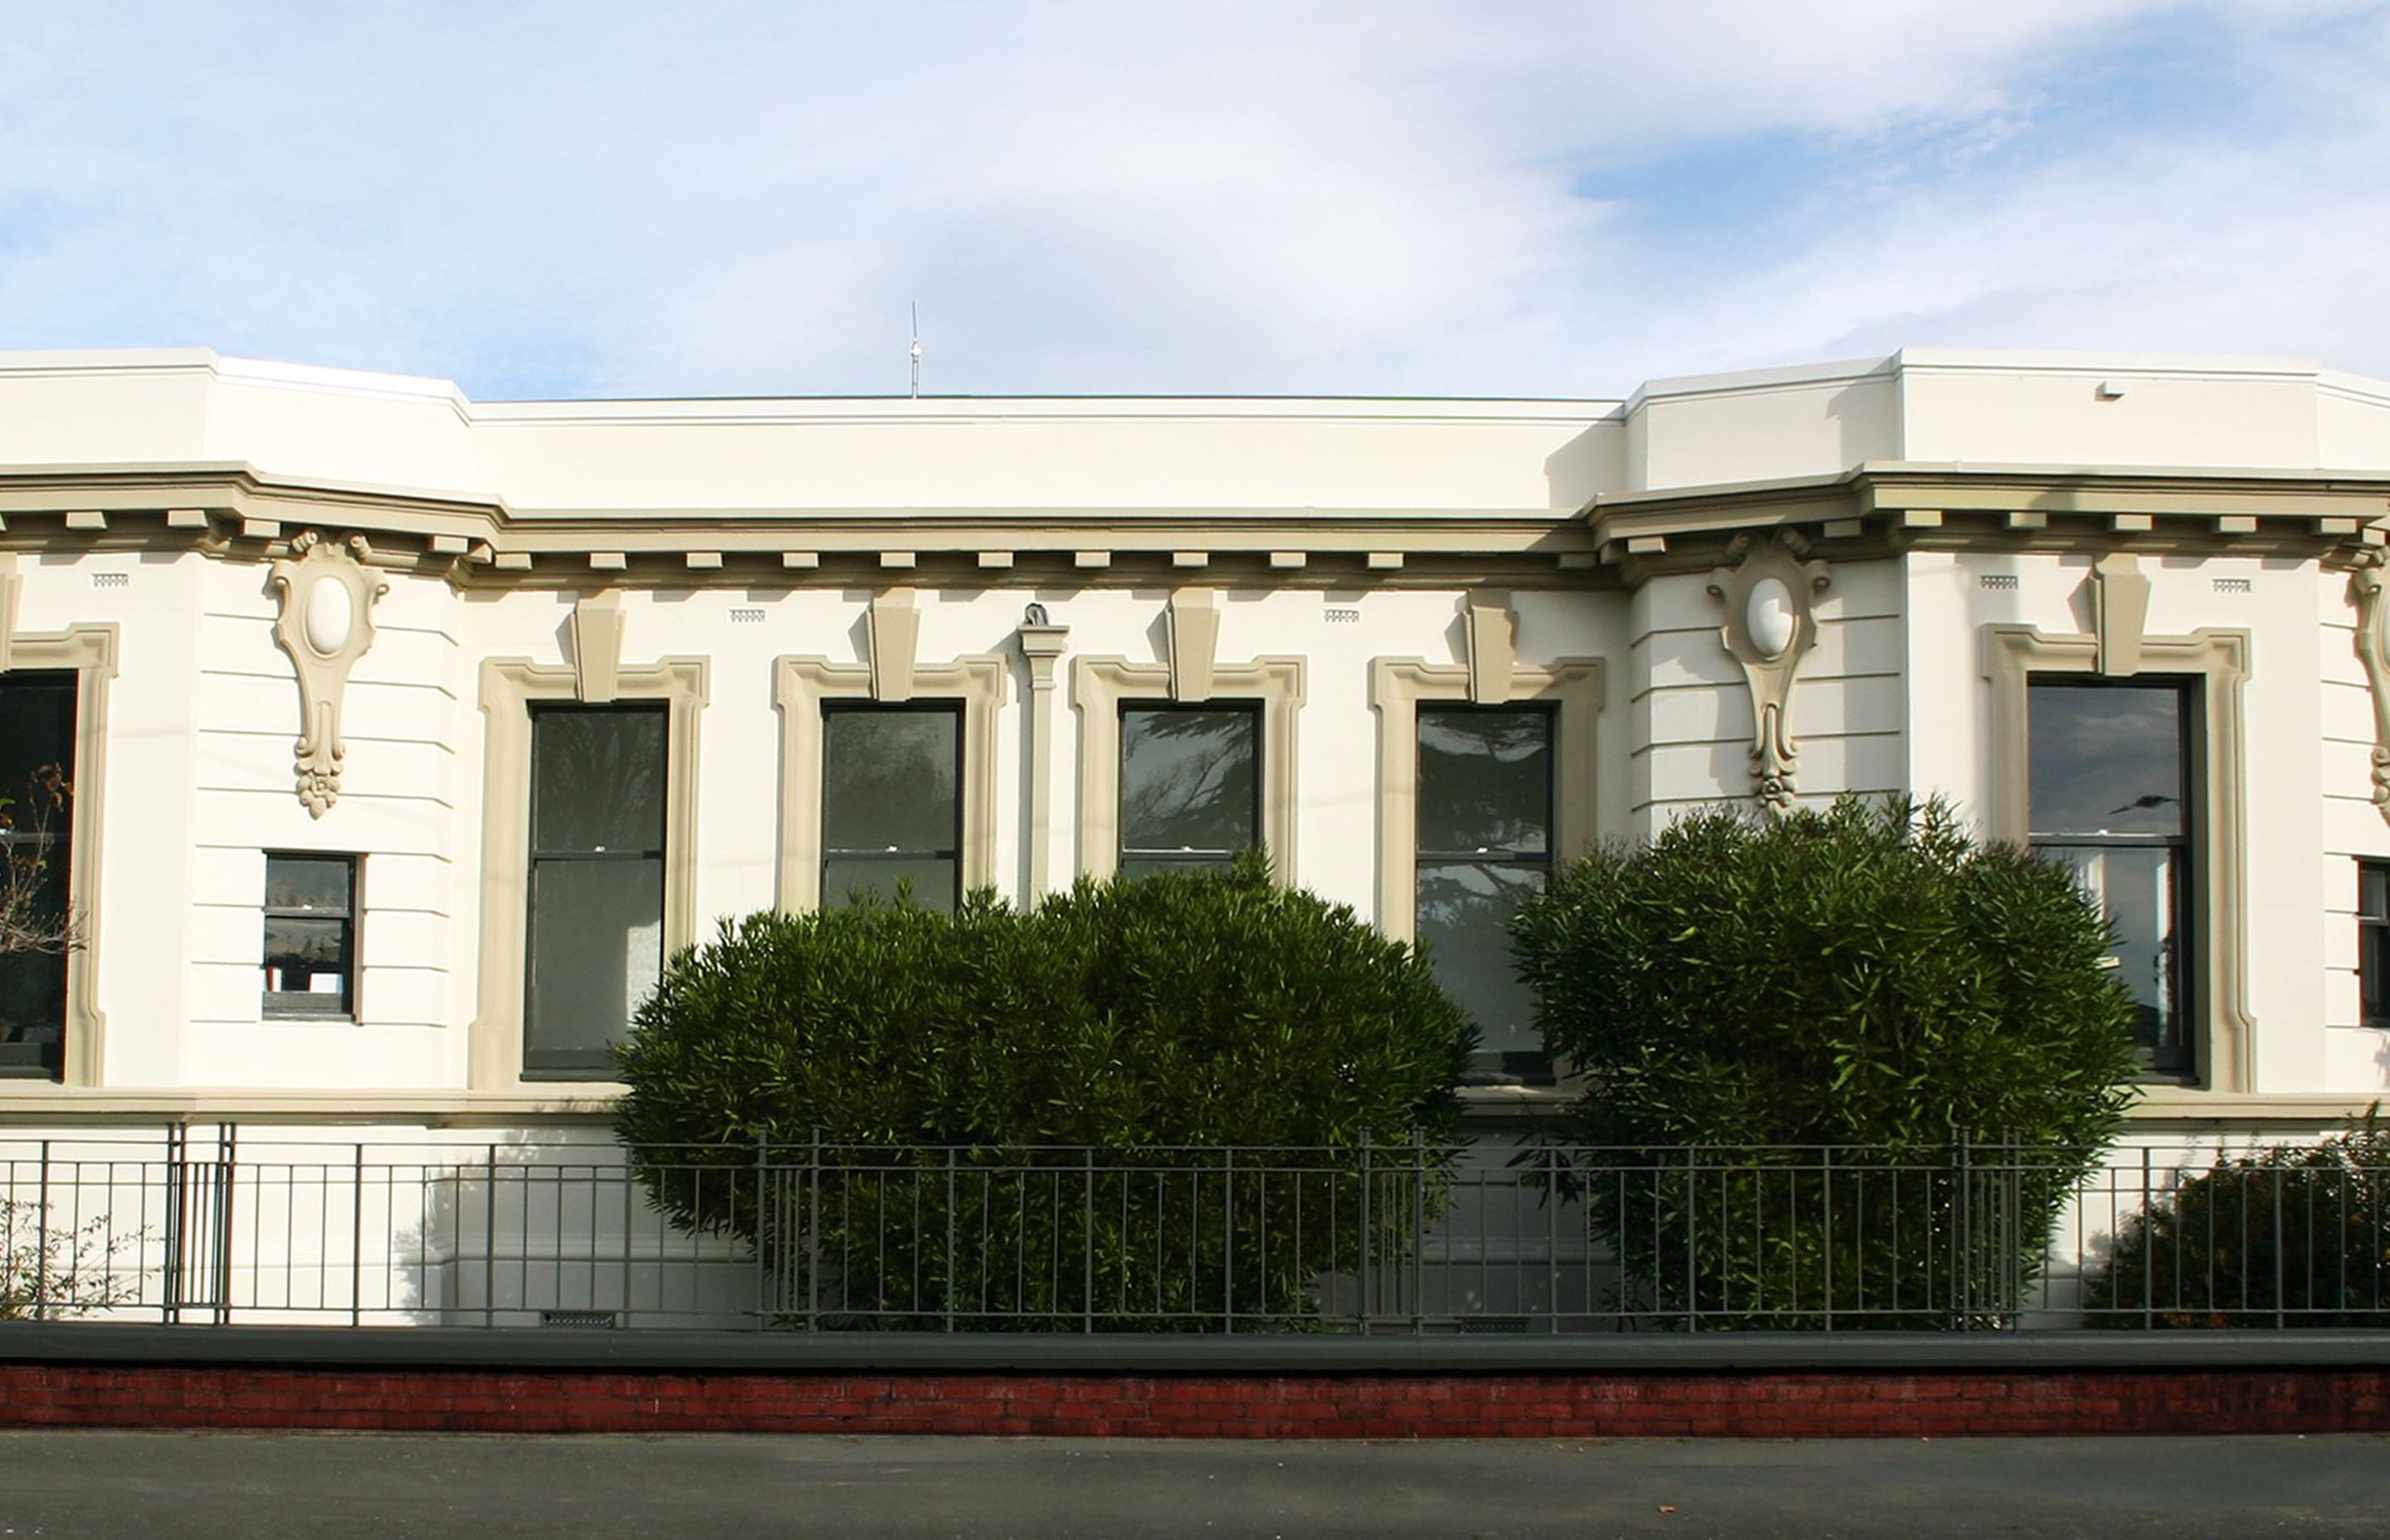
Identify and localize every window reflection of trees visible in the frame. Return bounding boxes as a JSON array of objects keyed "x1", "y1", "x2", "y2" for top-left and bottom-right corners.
[
  {"x1": 1119, "y1": 707, "x2": 1257, "y2": 859},
  {"x1": 531, "y1": 709, "x2": 666, "y2": 855},
  {"x1": 823, "y1": 710, "x2": 958, "y2": 853},
  {"x1": 1417, "y1": 709, "x2": 1550, "y2": 858},
  {"x1": 1416, "y1": 708, "x2": 1553, "y2": 1084},
  {"x1": 0, "y1": 675, "x2": 75, "y2": 1072}
]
